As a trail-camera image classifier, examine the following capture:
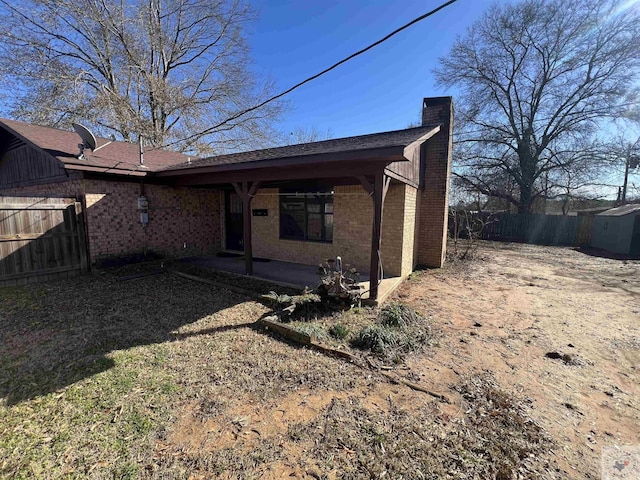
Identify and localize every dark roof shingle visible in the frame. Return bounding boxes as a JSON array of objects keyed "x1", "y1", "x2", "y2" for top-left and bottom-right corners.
[
  {"x1": 162, "y1": 125, "x2": 439, "y2": 172},
  {"x1": 1, "y1": 118, "x2": 440, "y2": 177},
  {"x1": 0, "y1": 118, "x2": 194, "y2": 173}
]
